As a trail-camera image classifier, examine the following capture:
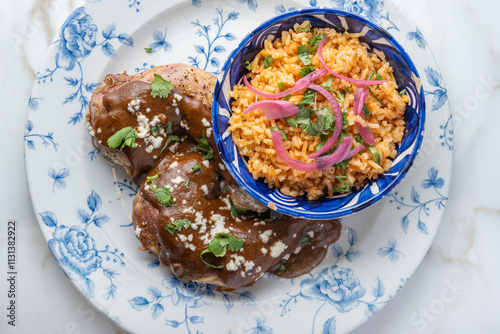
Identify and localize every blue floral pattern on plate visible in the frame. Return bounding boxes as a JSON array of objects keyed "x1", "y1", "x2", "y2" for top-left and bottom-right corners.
[{"x1": 25, "y1": 1, "x2": 452, "y2": 333}]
